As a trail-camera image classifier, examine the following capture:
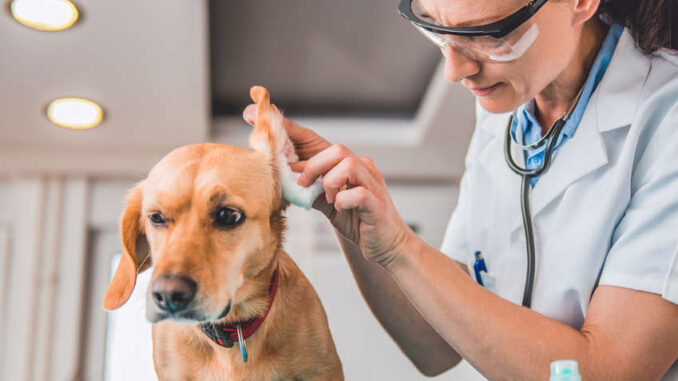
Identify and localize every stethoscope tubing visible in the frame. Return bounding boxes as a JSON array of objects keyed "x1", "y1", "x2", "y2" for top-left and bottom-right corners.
[
  {"x1": 503, "y1": 107, "x2": 575, "y2": 307},
  {"x1": 504, "y1": 115, "x2": 566, "y2": 177},
  {"x1": 503, "y1": 83, "x2": 586, "y2": 308},
  {"x1": 519, "y1": 174, "x2": 535, "y2": 307}
]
